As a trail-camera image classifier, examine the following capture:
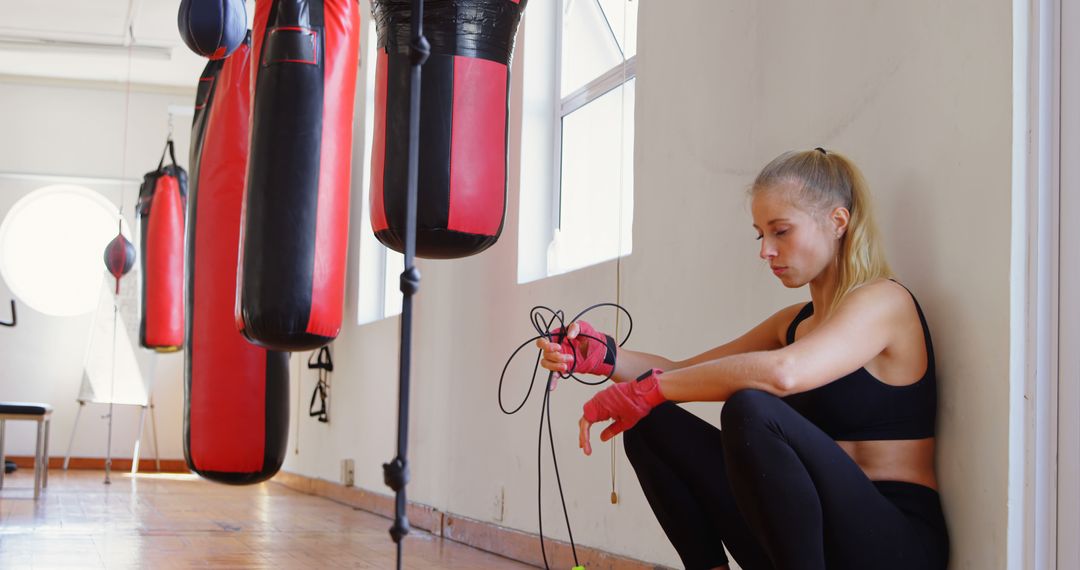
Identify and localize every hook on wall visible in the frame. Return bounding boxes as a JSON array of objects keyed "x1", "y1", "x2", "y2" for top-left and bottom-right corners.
[{"x1": 1, "y1": 299, "x2": 16, "y2": 327}]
